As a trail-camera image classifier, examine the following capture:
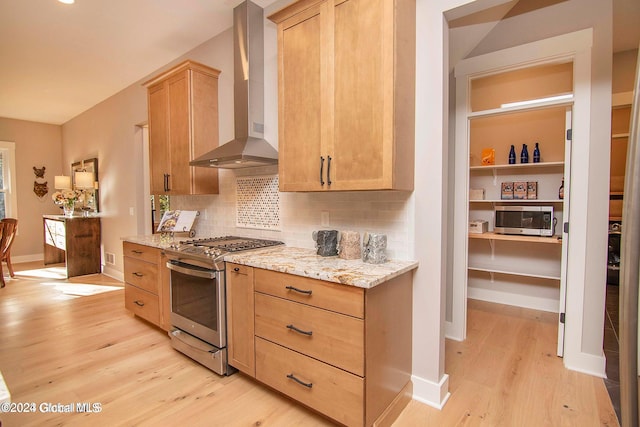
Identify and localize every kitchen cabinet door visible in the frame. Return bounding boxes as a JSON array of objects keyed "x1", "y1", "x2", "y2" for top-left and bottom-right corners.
[
  {"x1": 166, "y1": 71, "x2": 191, "y2": 194},
  {"x1": 148, "y1": 82, "x2": 170, "y2": 194},
  {"x1": 331, "y1": 0, "x2": 388, "y2": 190},
  {"x1": 145, "y1": 60, "x2": 220, "y2": 195},
  {"x1": 276, "y1": 4, "x2": 325, "y2": 191},
  {"x1": 226, "y1": 263, "x2": 256, "y2": 377},
  {"x1": 270, "y1": 0, "x2": 415, "y2": 192}
]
